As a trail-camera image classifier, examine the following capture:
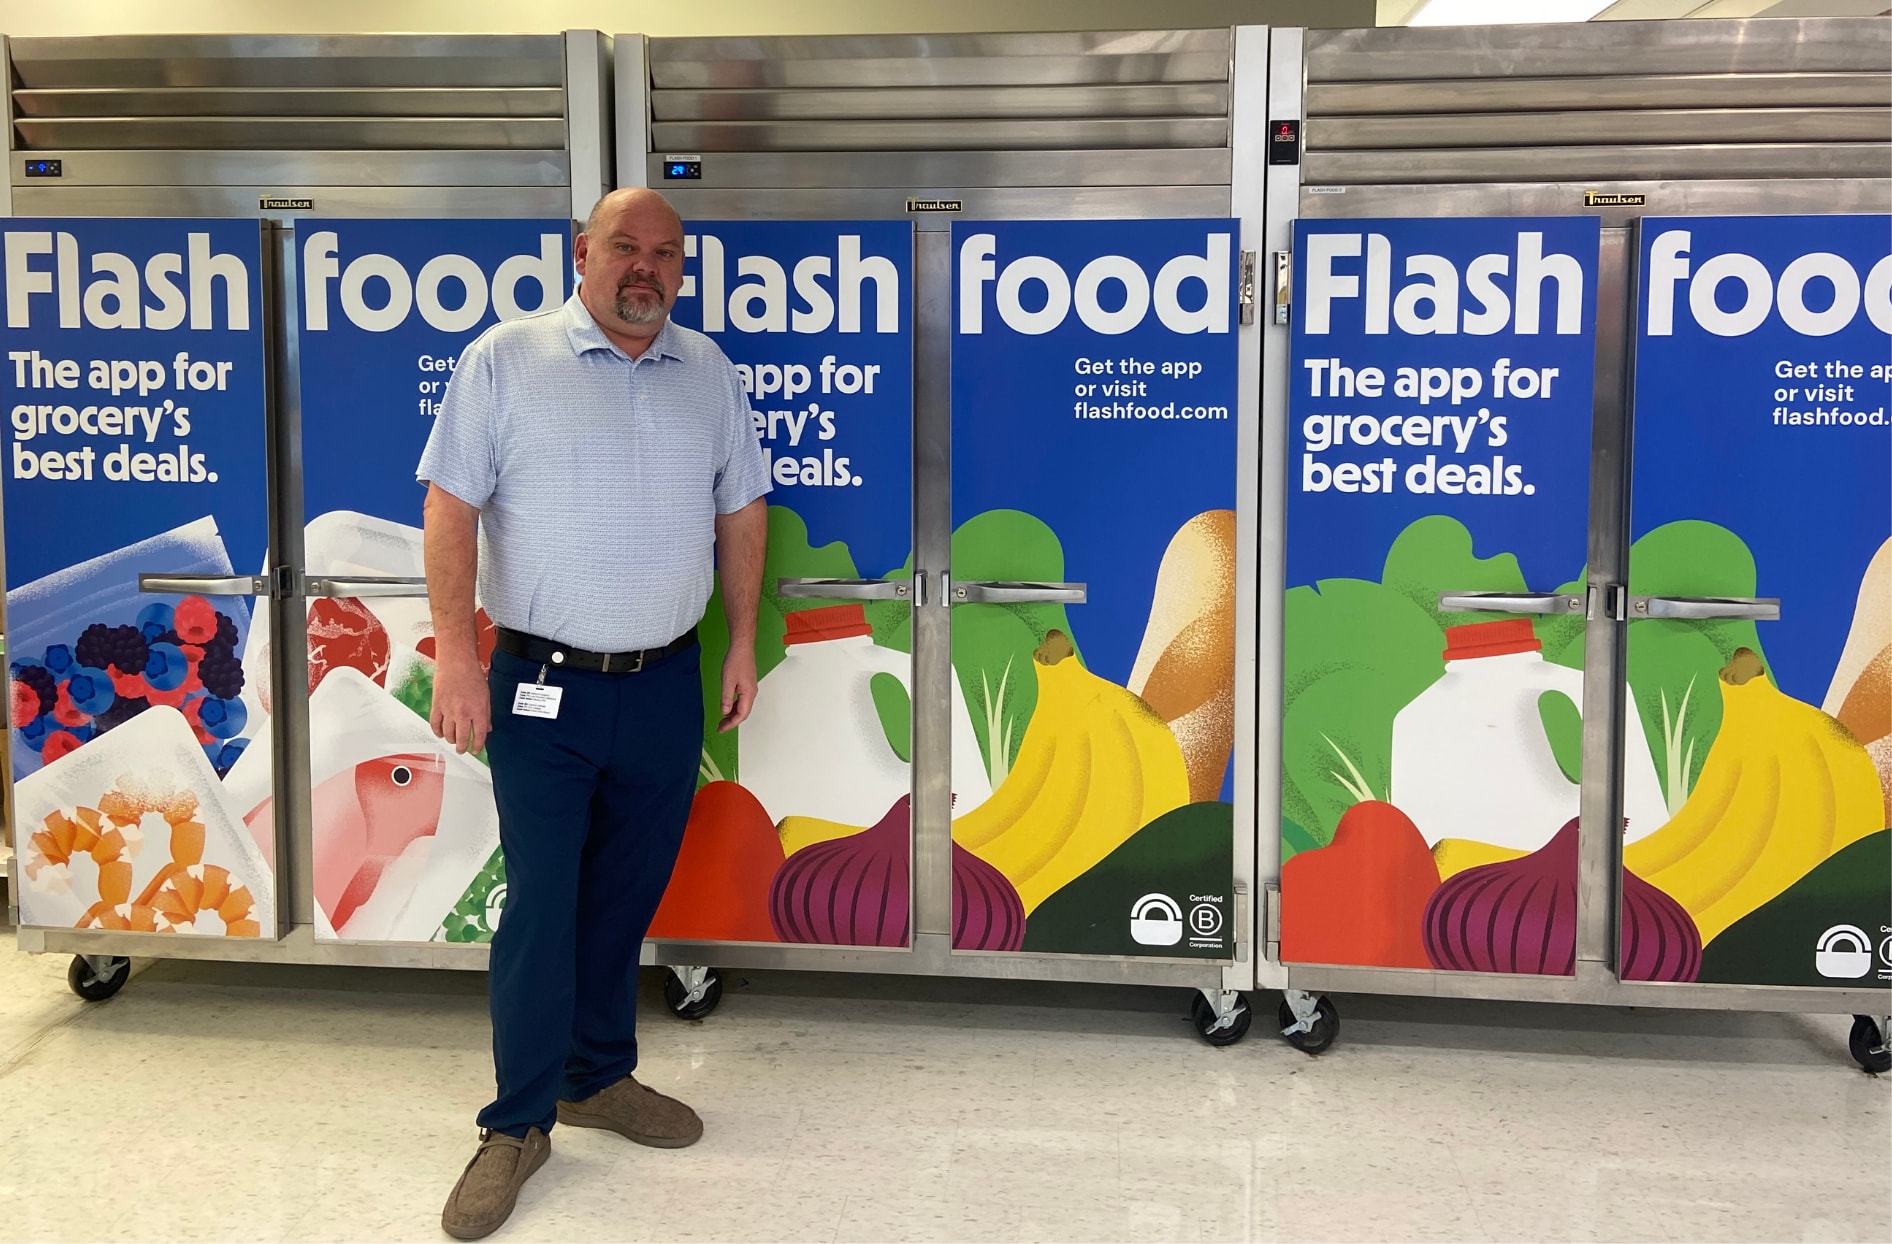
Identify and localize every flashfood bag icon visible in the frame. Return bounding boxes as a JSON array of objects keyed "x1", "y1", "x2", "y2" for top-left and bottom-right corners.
[
  {"x1": 1392, "y1": 619, "x2": 1667, "y2": 855},
  {"x1": 740, "y1": 603, "x2": 992, "y2": 827},
  {"x1": 1815, "y1": 925, "x2": 1875, "y2": 979},
  {"x1": 1129, "y1": 893, "x2": 1184, "y2": 947}
]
